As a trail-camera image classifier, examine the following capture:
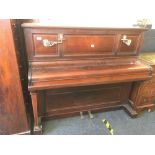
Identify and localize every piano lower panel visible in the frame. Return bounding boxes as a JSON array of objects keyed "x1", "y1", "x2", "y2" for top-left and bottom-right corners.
[{"x1": 38, "y1": 82, "x2": 132, "y2": 119}]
